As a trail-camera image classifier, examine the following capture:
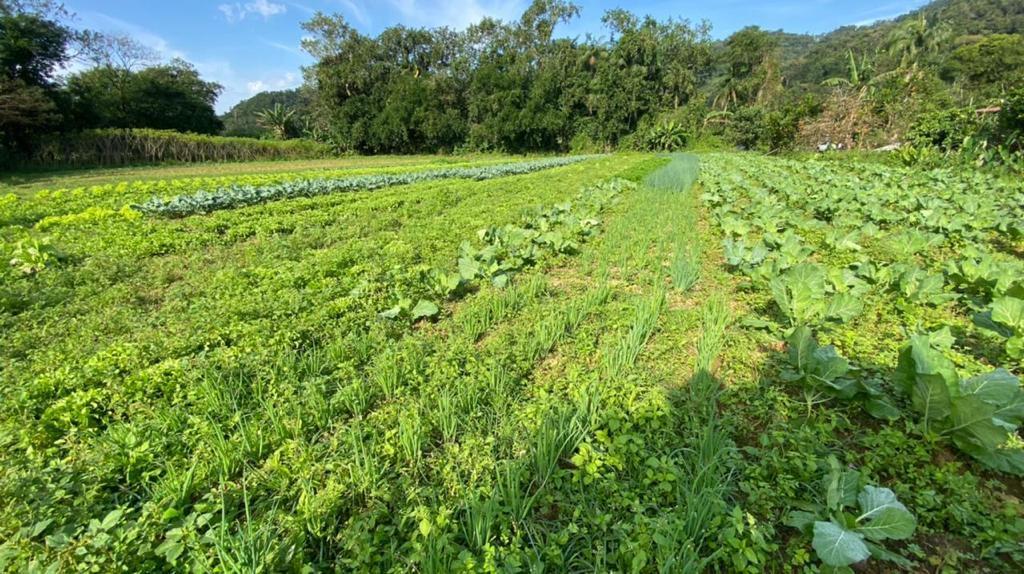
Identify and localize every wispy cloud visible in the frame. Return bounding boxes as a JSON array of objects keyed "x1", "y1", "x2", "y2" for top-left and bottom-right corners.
[
  {"x1": 77, "y1": 11, "x2": 297, "y2": 113},
  {"x1": 79, "y1": 11, "x2": 187, "y2": 60},
  {"x1": 263, "y1": 39, "x2": 305, "y2": 56},
  {"x1": 851, "y1": 0, "x2": 928, "y2": 26},
  {"x1": 218, "y1": 0, "x2": 288, "y2": 24},
  {"x1": 338, "y1": 0, "x2": 370, "y2": 26}
]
